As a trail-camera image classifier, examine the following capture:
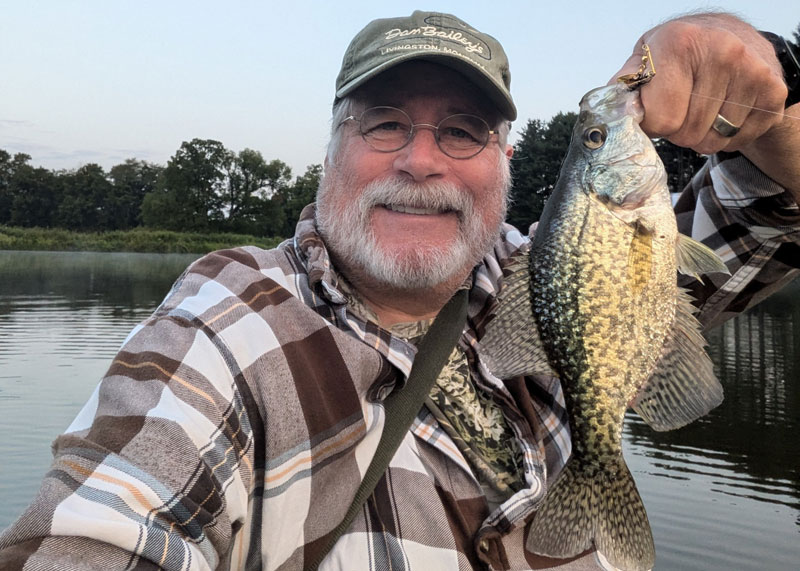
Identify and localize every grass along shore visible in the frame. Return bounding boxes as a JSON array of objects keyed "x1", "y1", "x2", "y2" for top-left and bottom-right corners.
[{"x1": 0, "y1": 226, "x2": 284, "y2": 254}]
